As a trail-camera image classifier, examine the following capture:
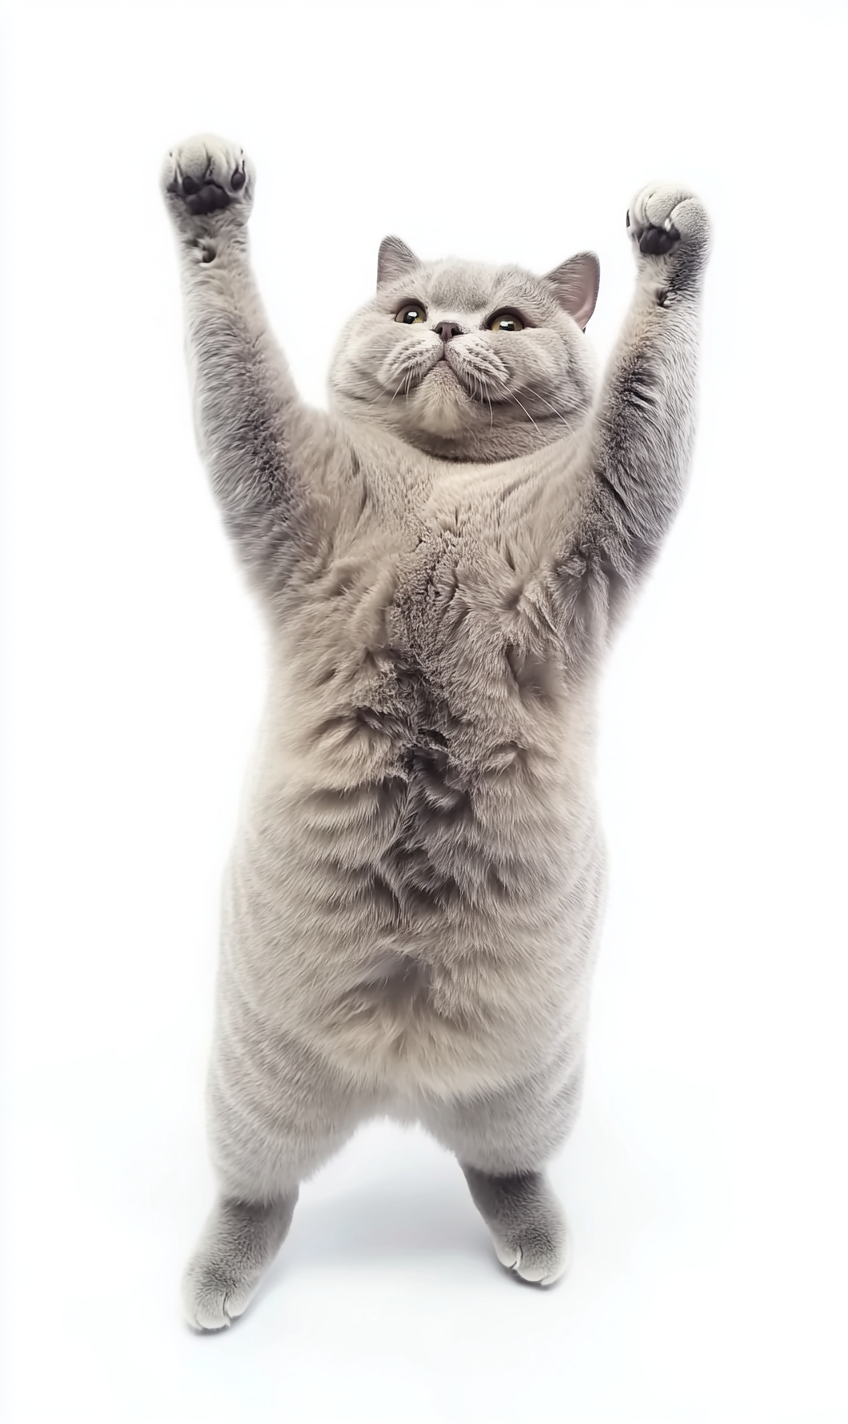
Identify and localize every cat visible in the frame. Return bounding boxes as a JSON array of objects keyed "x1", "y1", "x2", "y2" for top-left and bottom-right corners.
[{"x1": 160, "y1": 134, "x2": 711, "y2": 1330}]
